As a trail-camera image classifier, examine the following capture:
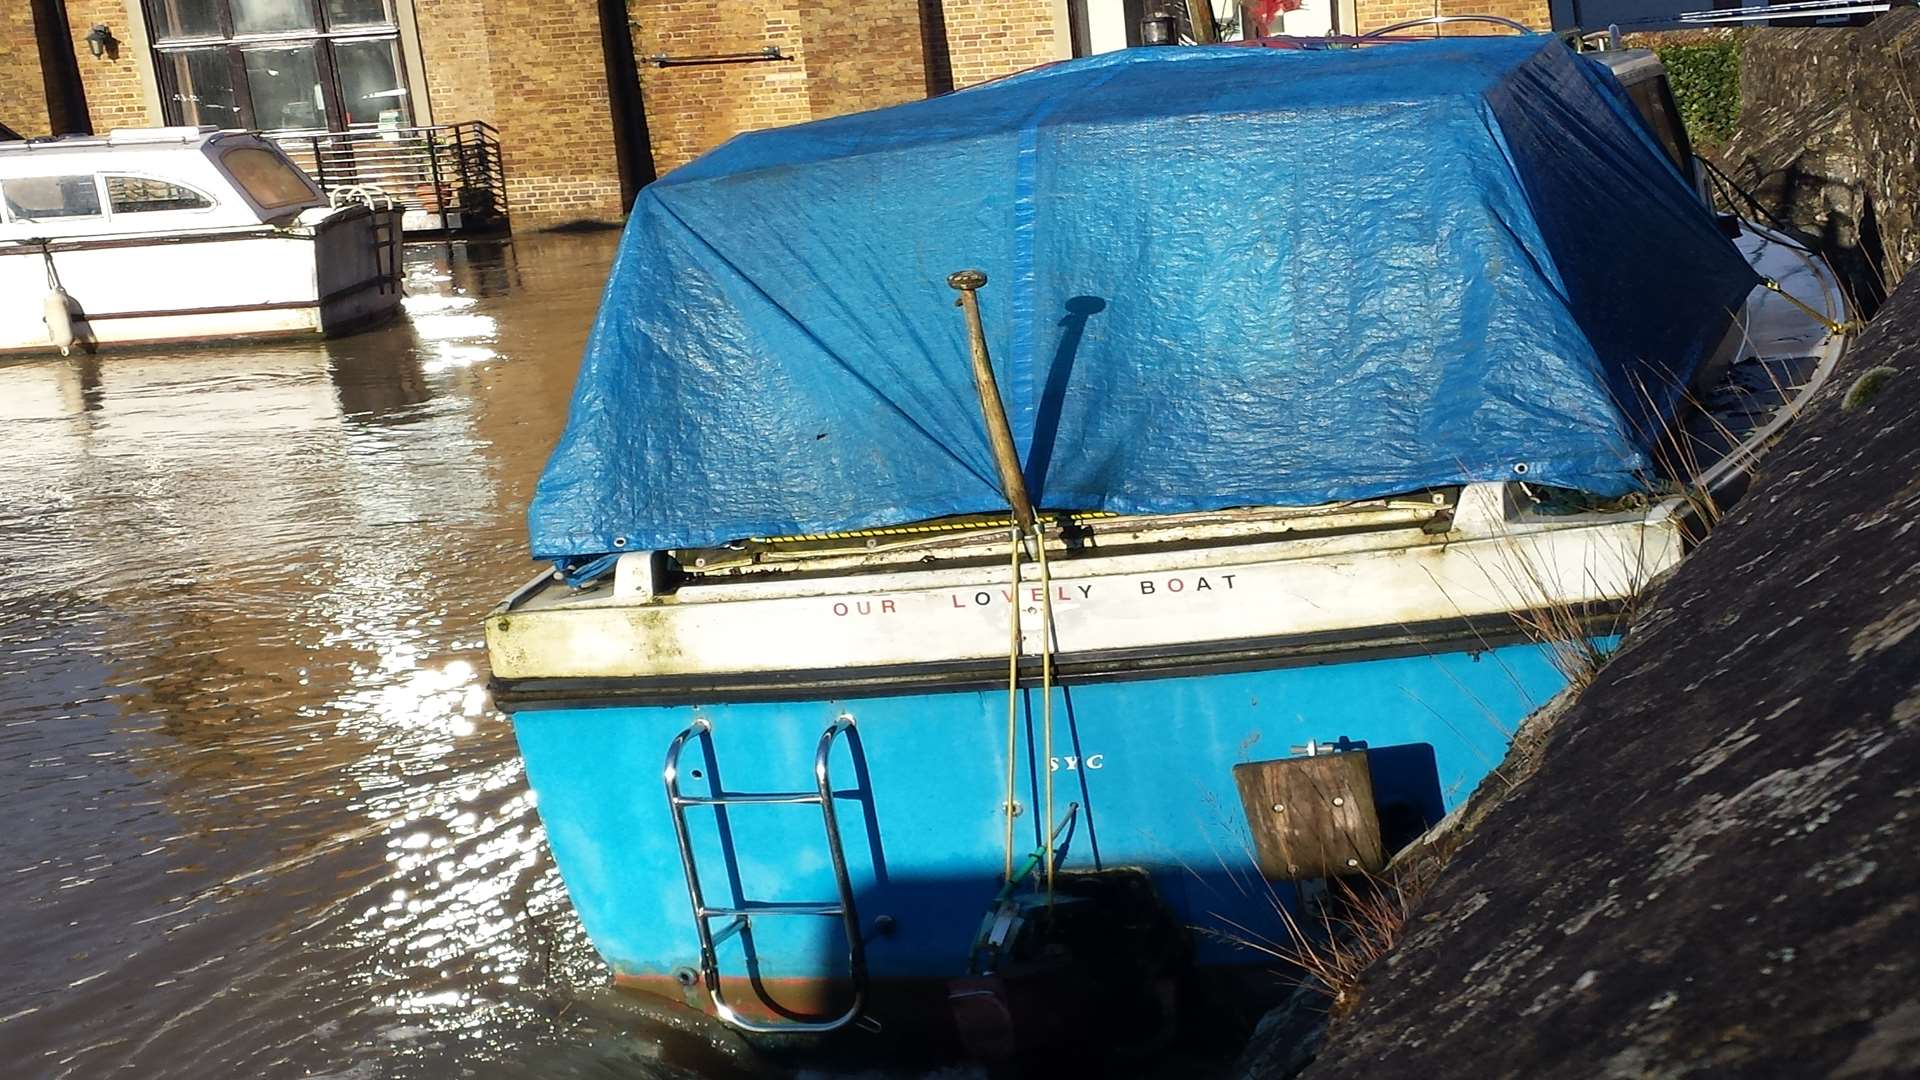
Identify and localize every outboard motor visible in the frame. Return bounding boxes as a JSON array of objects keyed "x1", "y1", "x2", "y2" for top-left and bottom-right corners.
[{"x1": 947, "y1": 868, "x2": 1189, "y2": 1062}]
